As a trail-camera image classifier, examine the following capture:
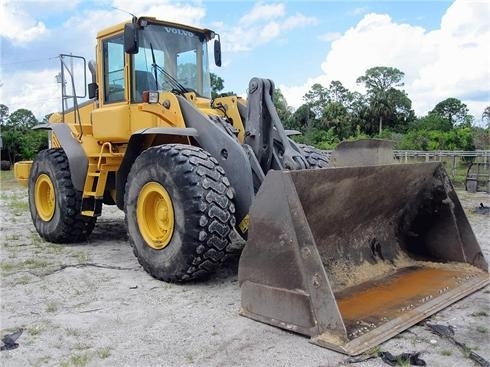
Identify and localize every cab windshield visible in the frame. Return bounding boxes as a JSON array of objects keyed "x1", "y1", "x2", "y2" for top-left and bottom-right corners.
[{"x1": 132, "y1": 23, "x2": 211, "y2": 101}]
